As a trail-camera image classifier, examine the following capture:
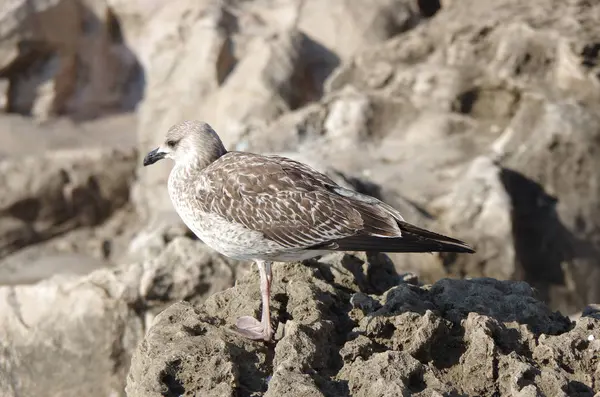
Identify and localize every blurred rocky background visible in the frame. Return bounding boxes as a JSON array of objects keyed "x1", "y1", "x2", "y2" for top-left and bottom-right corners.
[{"x1": 1, "y1": 0, "x2": 599, "y2": 396}]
